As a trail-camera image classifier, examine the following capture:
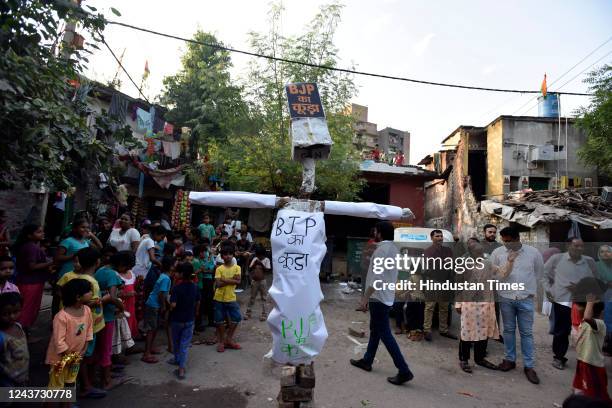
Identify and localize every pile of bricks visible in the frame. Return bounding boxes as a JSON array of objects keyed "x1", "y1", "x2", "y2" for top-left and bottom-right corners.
[{"x1": 278, "y1": 364, "x2": 315, "y2": 407}]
